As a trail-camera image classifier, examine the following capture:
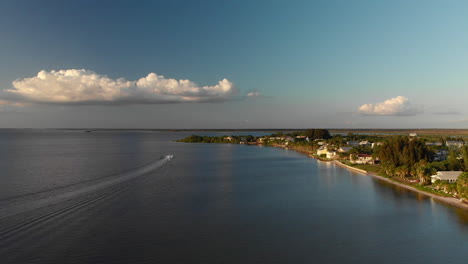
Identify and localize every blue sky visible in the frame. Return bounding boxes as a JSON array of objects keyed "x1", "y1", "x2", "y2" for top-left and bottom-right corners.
[{"x1": 0, "y1": 0, "x2": 467, "y2": 128}]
